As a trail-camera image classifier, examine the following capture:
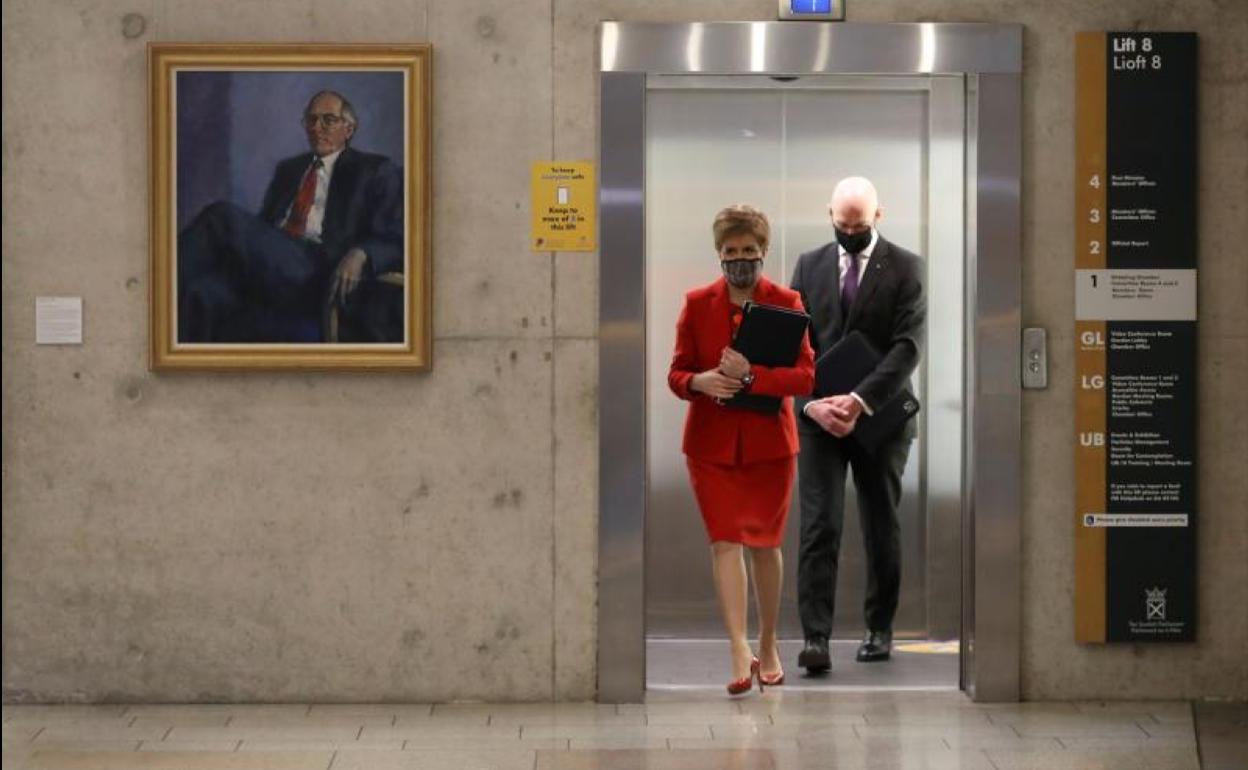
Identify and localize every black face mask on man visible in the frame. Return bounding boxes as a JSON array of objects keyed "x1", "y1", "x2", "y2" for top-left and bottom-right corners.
[
  {"x1": 721, "y1": 259, "x2": 762, "y2": 289},
  {"x1": 835, "y1": 227, "x2": 873, "y2": 255}
]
